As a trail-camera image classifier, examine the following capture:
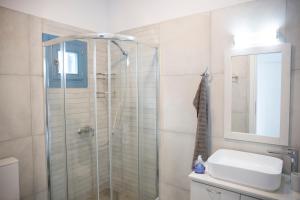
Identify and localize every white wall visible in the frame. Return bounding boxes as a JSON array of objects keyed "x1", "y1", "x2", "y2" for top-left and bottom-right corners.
[
  {"x1": 108, "y1": 0, "x2": 252, "y2": 32},
  {"x1": 0, "y1": 0, "x2": 108, "y2": 32},
  {"x1": 0, "y1": 0, "x2": 253, "y2": 32}
]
